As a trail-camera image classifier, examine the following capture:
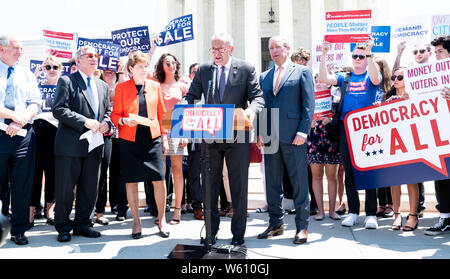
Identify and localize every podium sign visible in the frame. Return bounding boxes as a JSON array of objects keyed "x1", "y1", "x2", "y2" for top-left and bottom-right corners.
[{"x1": 170, "y1": 104, "x2": 235, "y2": 139}]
